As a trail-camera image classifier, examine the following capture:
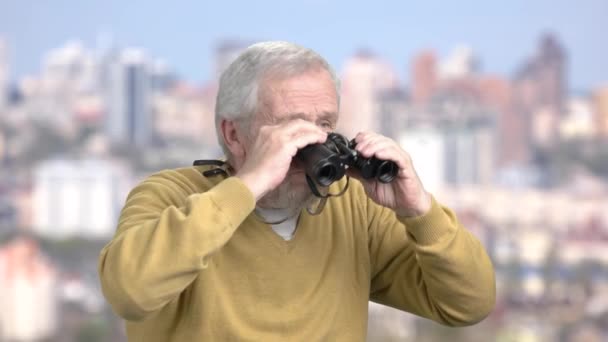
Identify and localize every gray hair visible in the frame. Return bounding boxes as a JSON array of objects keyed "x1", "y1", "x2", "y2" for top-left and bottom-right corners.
[{"x1": 214, "y1": 41, "x2": 340, "y2": 159}]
